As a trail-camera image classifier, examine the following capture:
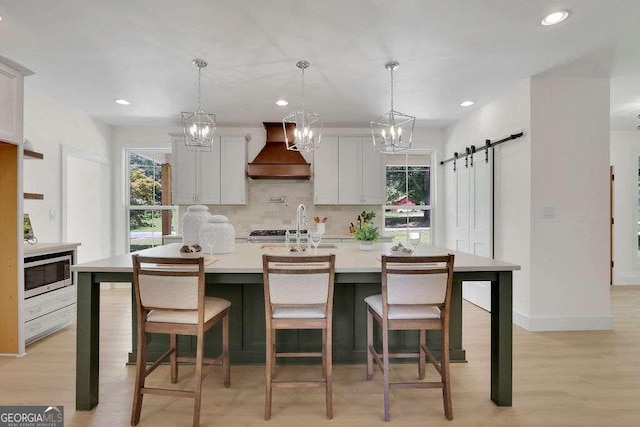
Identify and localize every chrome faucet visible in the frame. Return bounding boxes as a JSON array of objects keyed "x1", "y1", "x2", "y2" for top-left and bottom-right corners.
[{"x1": 295, "y1": 204, "x2": 308, "y2": 247}]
